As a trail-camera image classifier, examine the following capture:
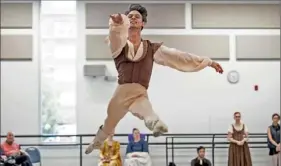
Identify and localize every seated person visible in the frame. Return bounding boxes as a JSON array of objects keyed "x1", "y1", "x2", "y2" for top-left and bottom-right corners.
[
  {"x1": 98, "y1": 134, "x2": 122, "y2": 166},
  {"x1": 1, "y1": 132, "x2": 33, "y2": 166},
  {"x1": 190, "y1": 146, "x2": 212, "y2": 166},
  {"x1": 124, "y1": 128, "x2": 152, "y2": 166}
]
